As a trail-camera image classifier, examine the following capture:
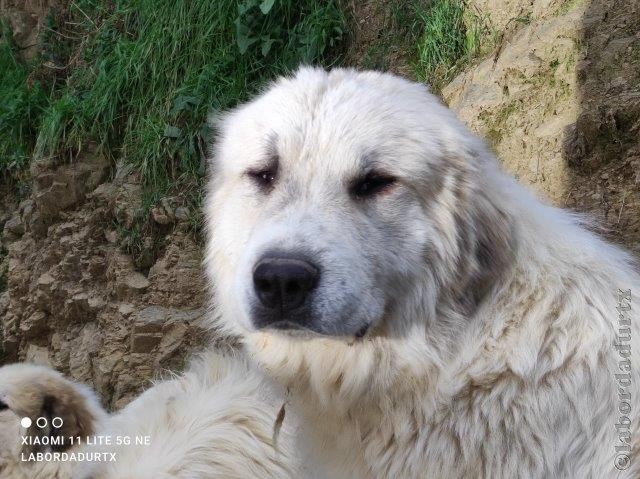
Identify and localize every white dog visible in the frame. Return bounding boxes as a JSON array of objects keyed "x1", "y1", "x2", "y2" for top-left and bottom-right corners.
[{"x1": 1, "y1": 67, "x2": 639, "y2": 478}]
